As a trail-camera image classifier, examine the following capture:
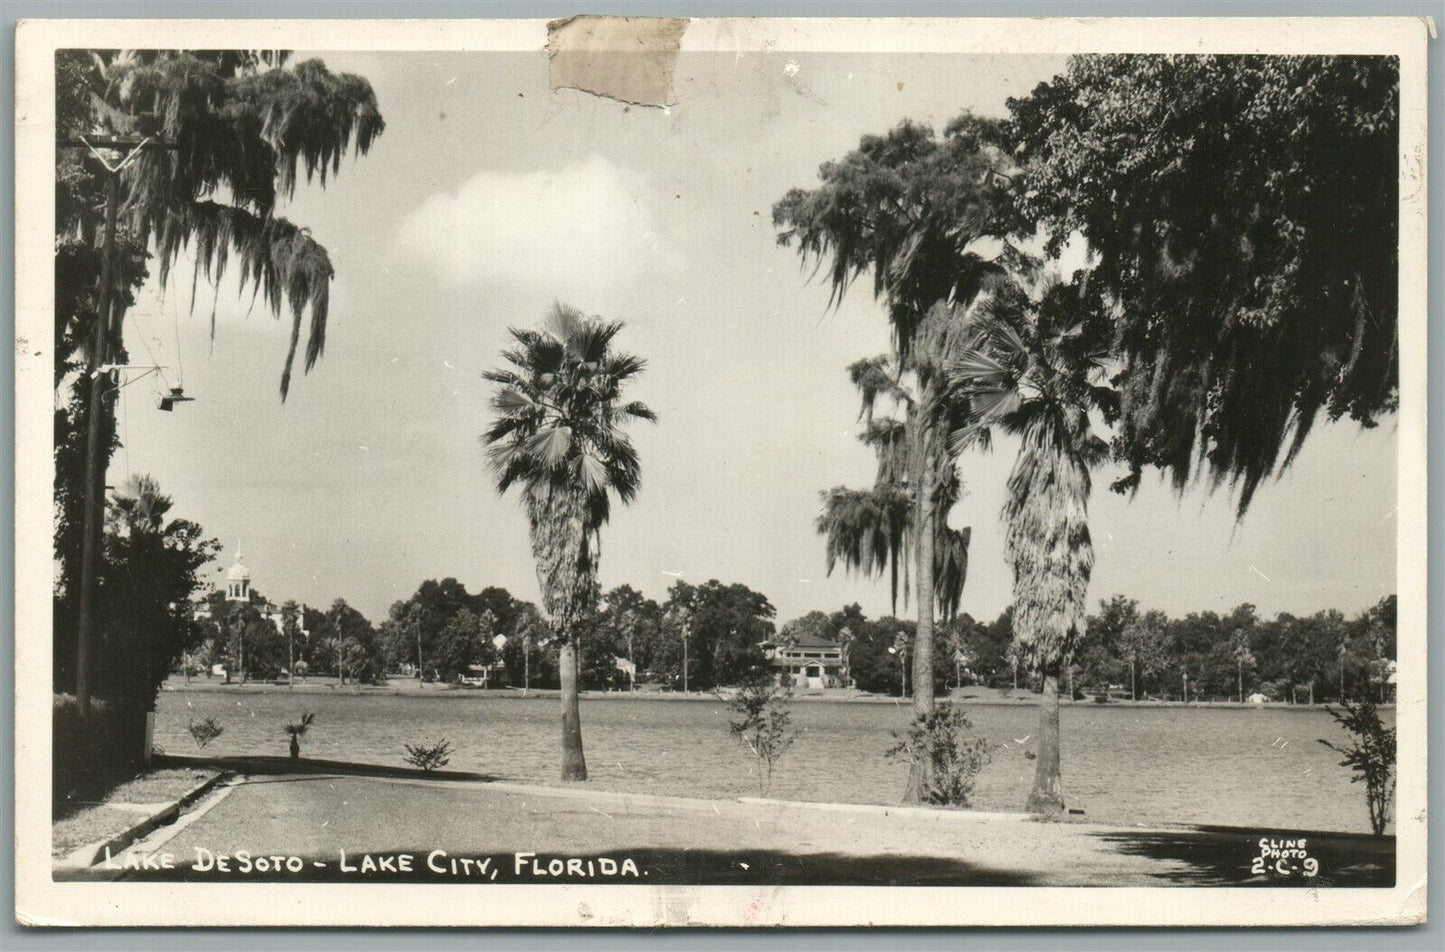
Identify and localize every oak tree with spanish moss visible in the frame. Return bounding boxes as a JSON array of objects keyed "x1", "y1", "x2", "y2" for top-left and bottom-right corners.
[{"x1": 1006, "y1": 55, "x2": 1398, "y2": 515}]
